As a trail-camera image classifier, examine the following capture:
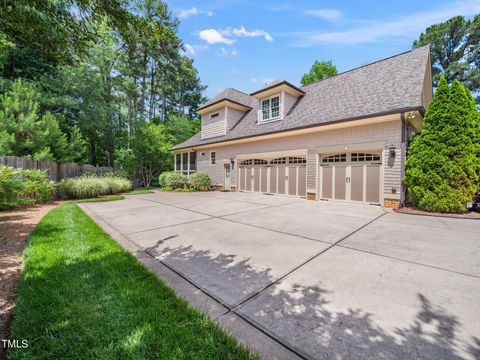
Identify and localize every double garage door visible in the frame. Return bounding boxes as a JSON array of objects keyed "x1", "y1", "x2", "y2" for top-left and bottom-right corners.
[
  {"x1": 320, "y1": 152, "x2": 382, "y2": 204},
  {"x1": 238, "y1": 157, "x2": 307, "y2": 197}
]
